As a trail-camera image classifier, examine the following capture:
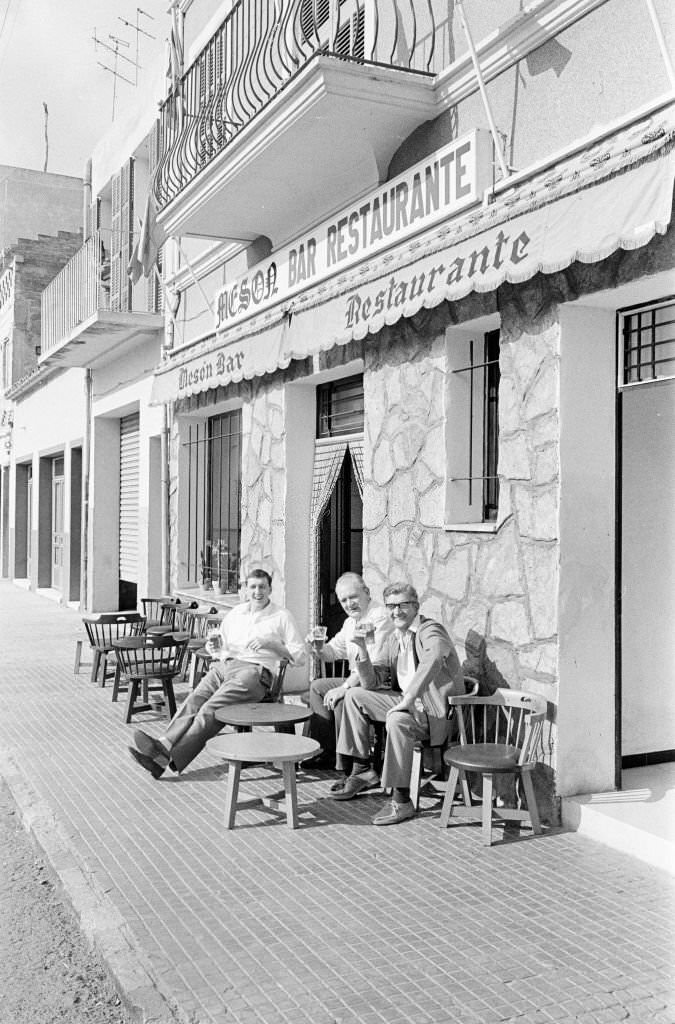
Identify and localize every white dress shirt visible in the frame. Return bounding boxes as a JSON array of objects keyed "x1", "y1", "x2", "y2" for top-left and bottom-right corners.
[
  {"x1": 325, "y1": 601, "x2": 393, "y2": 671},
  {"x1": 218, "y1": 601, "x2": 306, "y2": 673}
]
